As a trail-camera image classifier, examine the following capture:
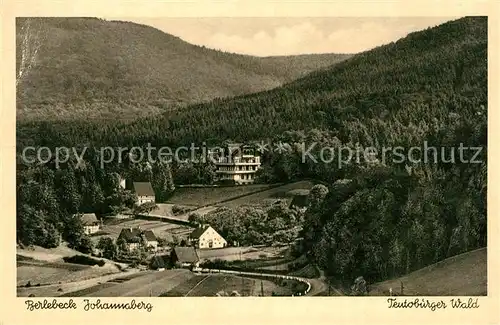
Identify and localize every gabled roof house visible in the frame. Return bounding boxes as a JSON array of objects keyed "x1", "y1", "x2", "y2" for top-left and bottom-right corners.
[
  {"x1": 171, "y1": 246, "x2": 200, "y2": 268},
  {"x1": 77, "y1": 213, "x2": 100, "y2": 235},
  {"x1": 189, "y1": 225, "x2": 227, "y2": 249},
  {"x1": 118, "y1": 227, "x2": 158, "y2": 251},
  {"x1": 133, "y1": 182, "x2": 155, "y2": 204}
]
